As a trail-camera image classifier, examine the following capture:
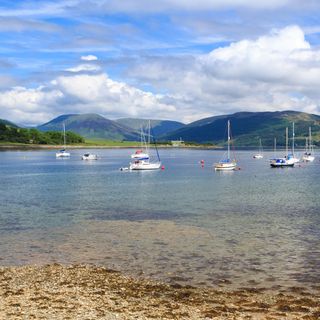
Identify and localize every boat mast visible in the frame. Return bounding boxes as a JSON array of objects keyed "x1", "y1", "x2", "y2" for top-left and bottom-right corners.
[
  {"x1": 286, "y1": 127, "x2": 288, "y2": 156},
  {"x1": 259, "y1": 138, "x2": 262, "y2": 154},
  {"x1": 309, "y1": 127, "x2": 313, "y2": 154},
  {"x1": 292, "y1": 122, "x2": 295, "y2": 156},
  {"x1": 63, "y1": 122, "x2": 66, "y2": 148},
  {"x1": 227, "y1": 120, "x2": 230, "y2": 160},
  {"x1": 274, "y1": 137, "x2": 277, "y2": 157}
]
